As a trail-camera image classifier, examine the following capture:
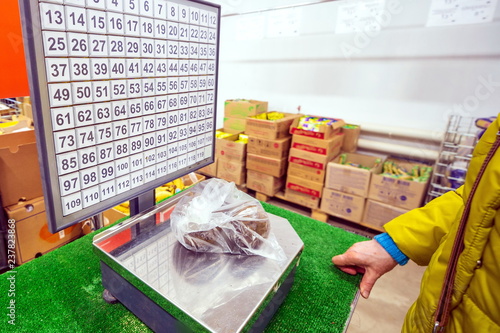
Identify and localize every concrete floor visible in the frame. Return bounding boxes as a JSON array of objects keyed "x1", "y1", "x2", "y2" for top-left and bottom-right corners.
[
  {"x1": 346, "y1": 260, "x2": 426, "y2": 333},
  {"x1": 263, "y1": 195, "x2": 427, "y2": 333}
]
